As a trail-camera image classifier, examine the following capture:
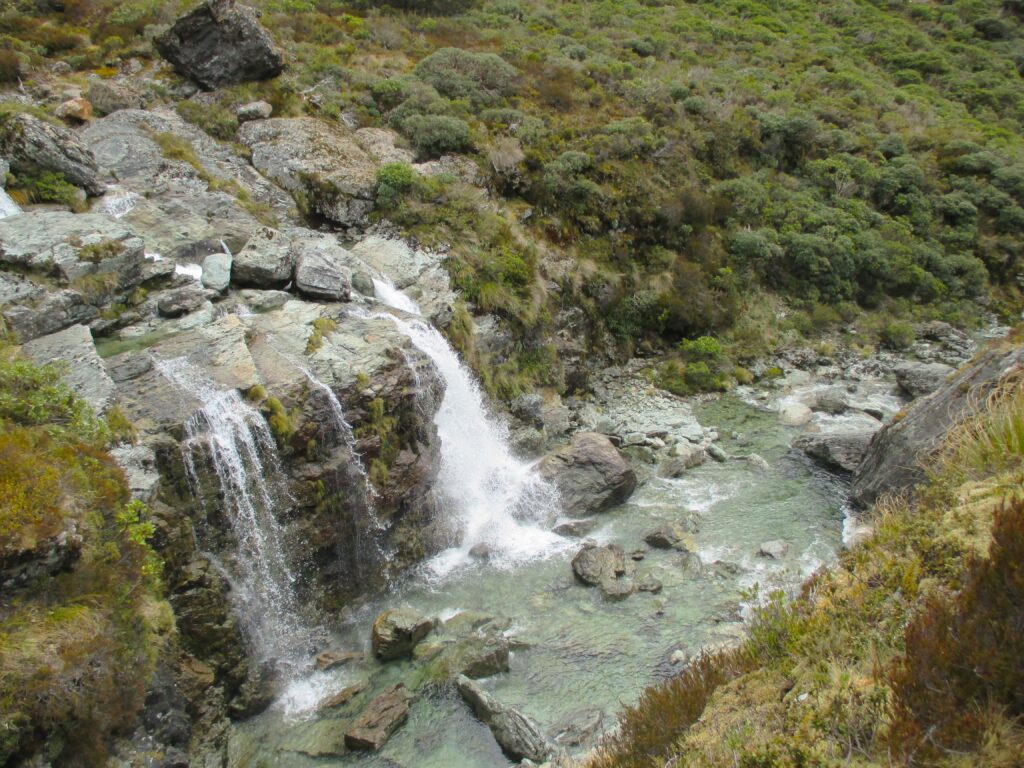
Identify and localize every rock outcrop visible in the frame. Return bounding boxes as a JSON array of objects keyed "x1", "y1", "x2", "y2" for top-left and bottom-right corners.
[
  {"x1": 0, "y1": 112, "x2": 105, "y2": 196},
  {"x1": 23, "y1": 325, "x2": 116, "y2": 413},
  {"x1": 238, "y1": 118, "x2": 379, "y2": 229},
  {"x1": 852, "y1": 342, "x2": 1024, "y2": 507},
  {"x1": 894, "y1": 361, "x2": 954, "y2": 399},
  {"x1": 155, "y1": 0, "x2": 285, "y2": 89},
  {"x1": 539, "y1": 432, "x2": 636, "y2": 517},
  {"x1": 294, "y1": 238, "x2": 352, "y2": 302}
]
